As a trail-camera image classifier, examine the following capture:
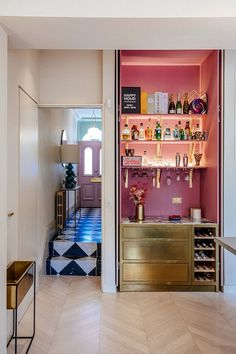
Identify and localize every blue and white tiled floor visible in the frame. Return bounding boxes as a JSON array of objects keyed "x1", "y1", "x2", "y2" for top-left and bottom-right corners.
[{"x1": 46, "y1": 208, "x2": 101, "y2": 276}]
